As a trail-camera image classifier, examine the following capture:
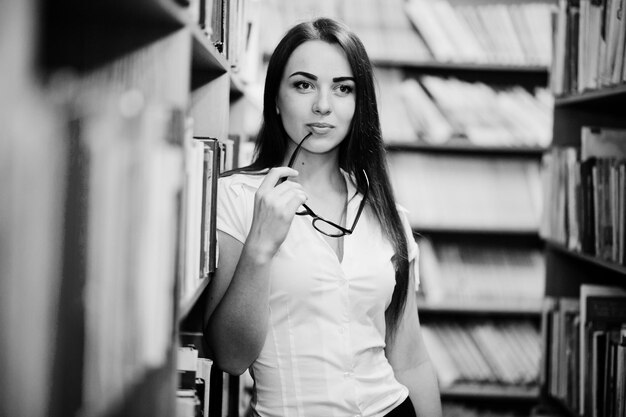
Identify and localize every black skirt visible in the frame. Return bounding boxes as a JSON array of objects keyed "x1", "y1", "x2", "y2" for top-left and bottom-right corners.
[{"x1": 383, "y1": 396, "x2": 417, "y2": 417}]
